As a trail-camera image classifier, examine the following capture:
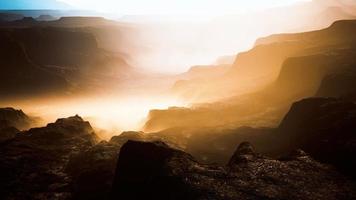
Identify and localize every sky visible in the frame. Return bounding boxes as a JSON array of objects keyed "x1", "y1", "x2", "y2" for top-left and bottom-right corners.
[
  {"x1": 0, "y1": 0, "x2": 309, "y2": 14},
  {"x1": 0, "y1": 0, "x2": 70, "y2": 10},
  {"x1": 58, "y1": 0, "x2": 309, "y2": 14}
]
